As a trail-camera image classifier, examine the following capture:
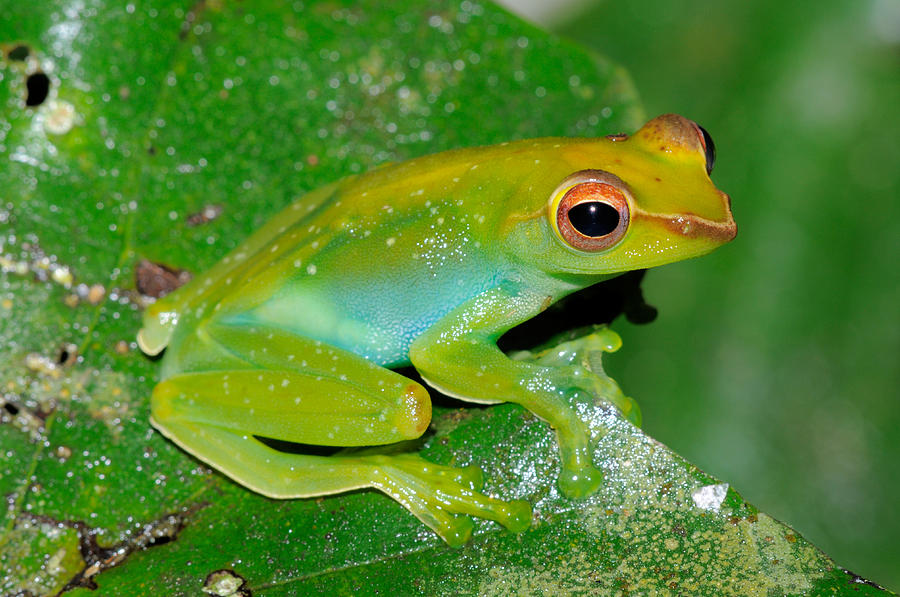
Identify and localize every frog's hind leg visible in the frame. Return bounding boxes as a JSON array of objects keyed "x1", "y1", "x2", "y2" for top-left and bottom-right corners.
[{"x1": 151, "y1": 321, "x2": 530, "y2": 546}]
